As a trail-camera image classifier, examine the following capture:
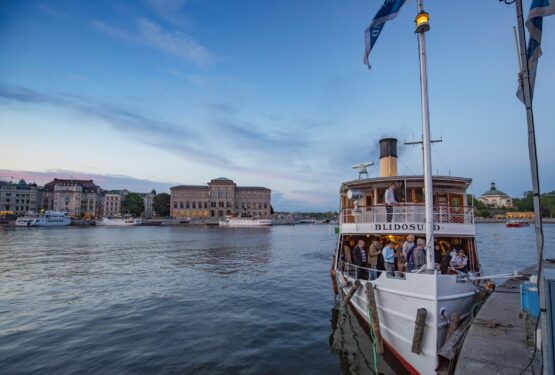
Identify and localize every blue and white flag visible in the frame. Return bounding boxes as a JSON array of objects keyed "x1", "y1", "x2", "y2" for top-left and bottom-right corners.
[
  {"x1": 517, "y1": 0, "x2": 555, "y2": 103},
  {"x1": 364, "y1": 0, "x2": 408, "y2": 69}
]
